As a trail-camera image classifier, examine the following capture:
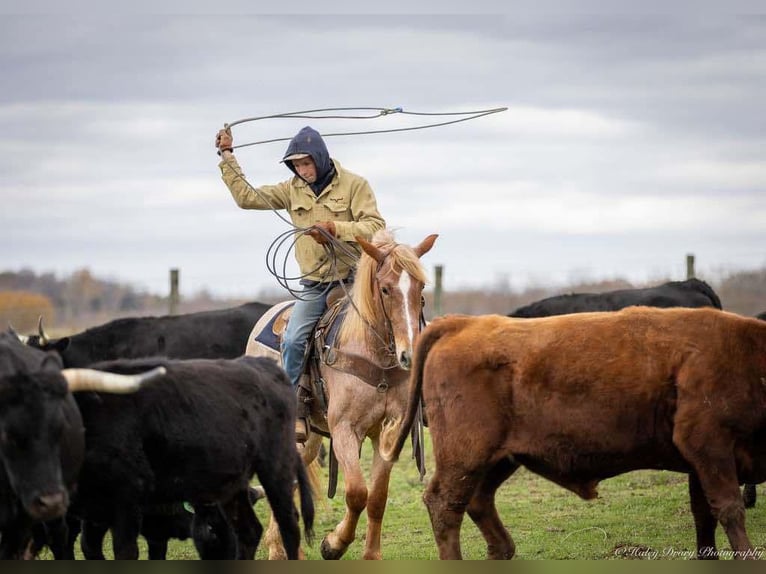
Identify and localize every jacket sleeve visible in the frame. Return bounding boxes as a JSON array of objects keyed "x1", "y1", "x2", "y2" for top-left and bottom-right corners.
[
  {"x1": 333, "y1": 178, "x2": 386, "y2": 242},
  {"x1": 218, "y1": 156, "x2": 291, "y2": 210}
]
